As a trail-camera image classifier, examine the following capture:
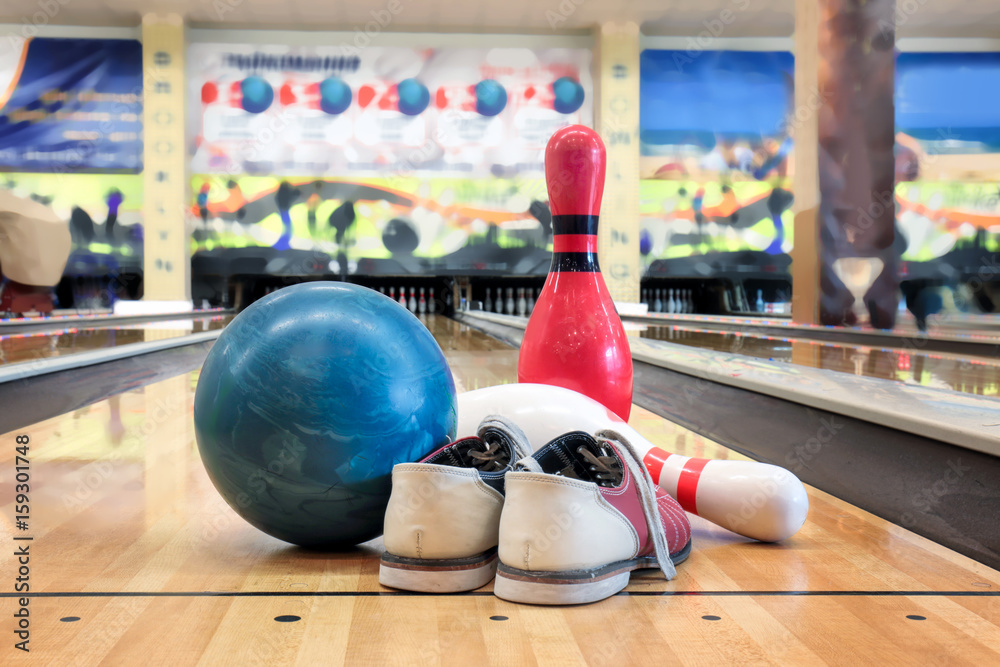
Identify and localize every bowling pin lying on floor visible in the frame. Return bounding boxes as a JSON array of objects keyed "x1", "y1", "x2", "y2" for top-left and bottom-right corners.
[{"x1": 457, "y1": 383, "x2": 808, "y2": 543}]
